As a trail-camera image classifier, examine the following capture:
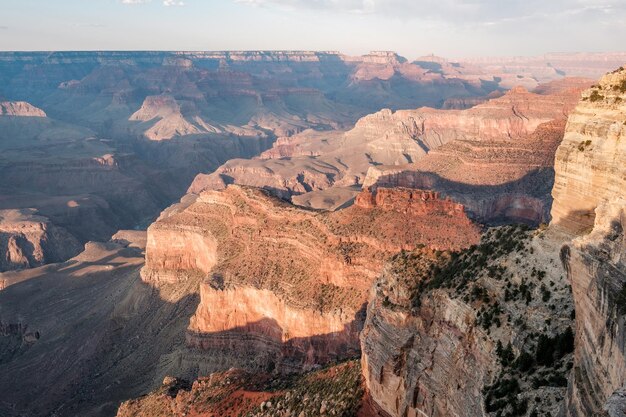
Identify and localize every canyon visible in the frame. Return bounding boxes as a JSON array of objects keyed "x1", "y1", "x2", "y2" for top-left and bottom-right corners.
[
  {"x1": 191, "y1": 78, "x2": 589, "y2": 225},
  {"x1": 0, "y1": 52, "x2": 625, "y2": 417}
]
